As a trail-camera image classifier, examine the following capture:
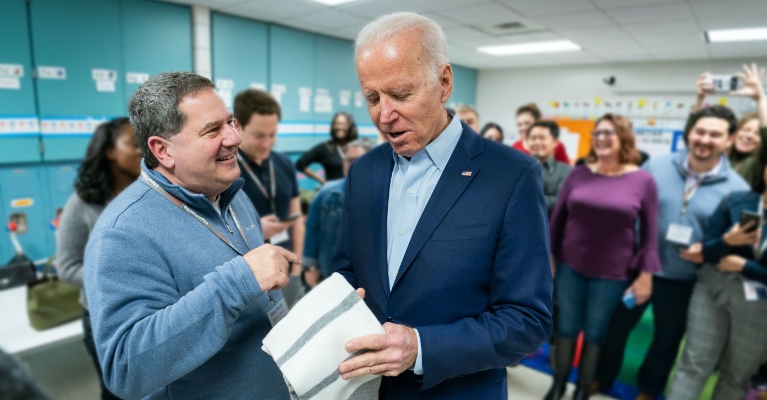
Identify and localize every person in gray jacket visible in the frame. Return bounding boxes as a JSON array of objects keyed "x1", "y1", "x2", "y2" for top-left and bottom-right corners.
[
  {"x1": 56, "y1": 117, "x2": 141, "y2": 400},
  {"x1": 527, "y1": 120, "x2": 572, "y2": 216}
]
